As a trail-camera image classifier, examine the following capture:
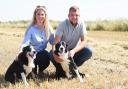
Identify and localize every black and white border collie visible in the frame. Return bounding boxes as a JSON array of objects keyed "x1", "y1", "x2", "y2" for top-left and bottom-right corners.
[
  {"x1": 5, "y1": 44, "x2": 36, "y2": 86},
  {"x1": 54, "y1": 41, "x2": 83, "y2": 82}
]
